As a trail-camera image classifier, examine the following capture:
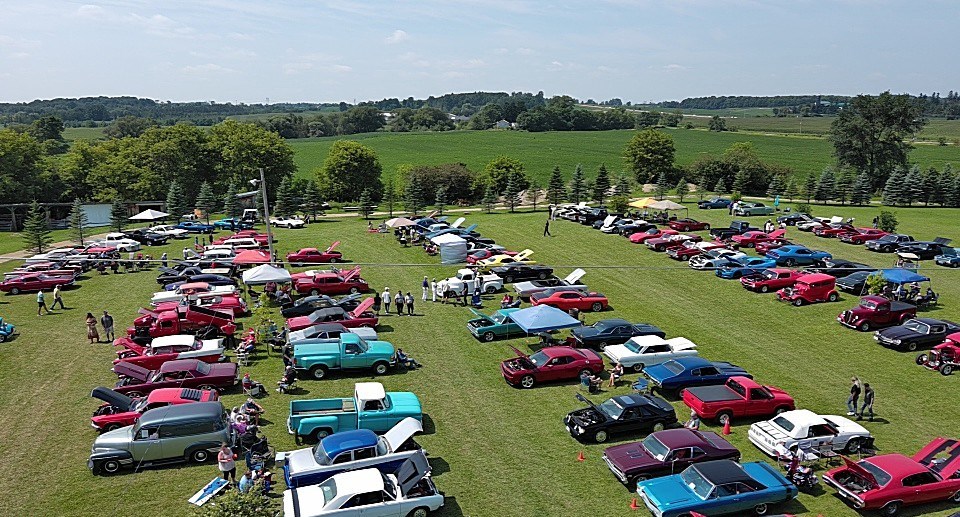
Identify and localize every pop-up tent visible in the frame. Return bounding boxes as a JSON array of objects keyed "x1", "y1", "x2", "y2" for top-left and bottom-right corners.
[
  {"x1": 241, "y1": 264, "x2": 292, "y2": 285},
  {"x1": 628, "y1": 197, "x2": 658, "y2": 209},
  {"x1": 233, "y1": 249, "x2": 271, "y2": 265},
  {"x1": 510, "y1": 305, "x2": 582, "y2": 334},
  {"x1": 431, "y1": 233, "x2": 467, "y2": 264},
  {"x1": 129, "y1": 209, "x2": 170, "y2": 221},
  {"x1": 879, "y1": 268, "x2": 930, "y2": 285},
  {"x1": 385, "y1": 217, "x2": 416, "y2": 228},
  {"x1": 648, "y1": 199, "x2": 686, "y2": 211}
]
